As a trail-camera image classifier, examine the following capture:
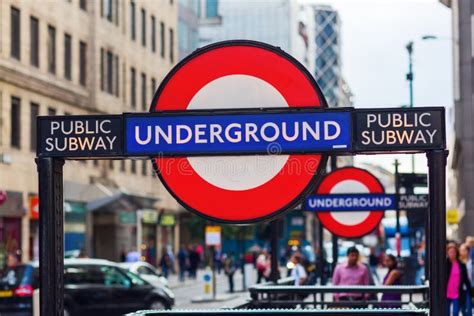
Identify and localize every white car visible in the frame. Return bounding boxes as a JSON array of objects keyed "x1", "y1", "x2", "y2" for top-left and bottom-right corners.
[{"x1": 119, "y1": 261, "x2": 169, "y2": 288}]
